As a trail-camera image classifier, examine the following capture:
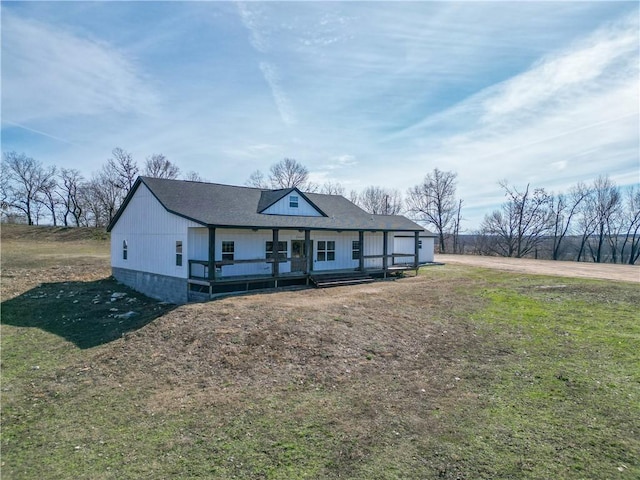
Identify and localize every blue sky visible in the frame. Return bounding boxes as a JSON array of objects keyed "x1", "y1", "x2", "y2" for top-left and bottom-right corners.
[{"x1": 2, "y1": 1, "x2": 639, "y2": 229}]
